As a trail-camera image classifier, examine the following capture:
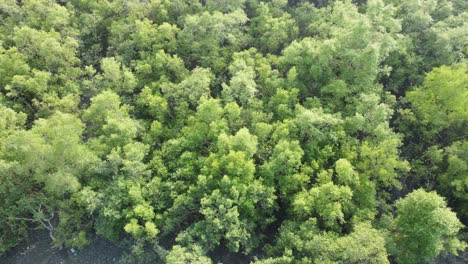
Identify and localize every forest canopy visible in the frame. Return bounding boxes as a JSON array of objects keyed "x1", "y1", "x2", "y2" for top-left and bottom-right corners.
[{"x1": 0, "y1": 0, "x2": 467, "y2": 263}]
